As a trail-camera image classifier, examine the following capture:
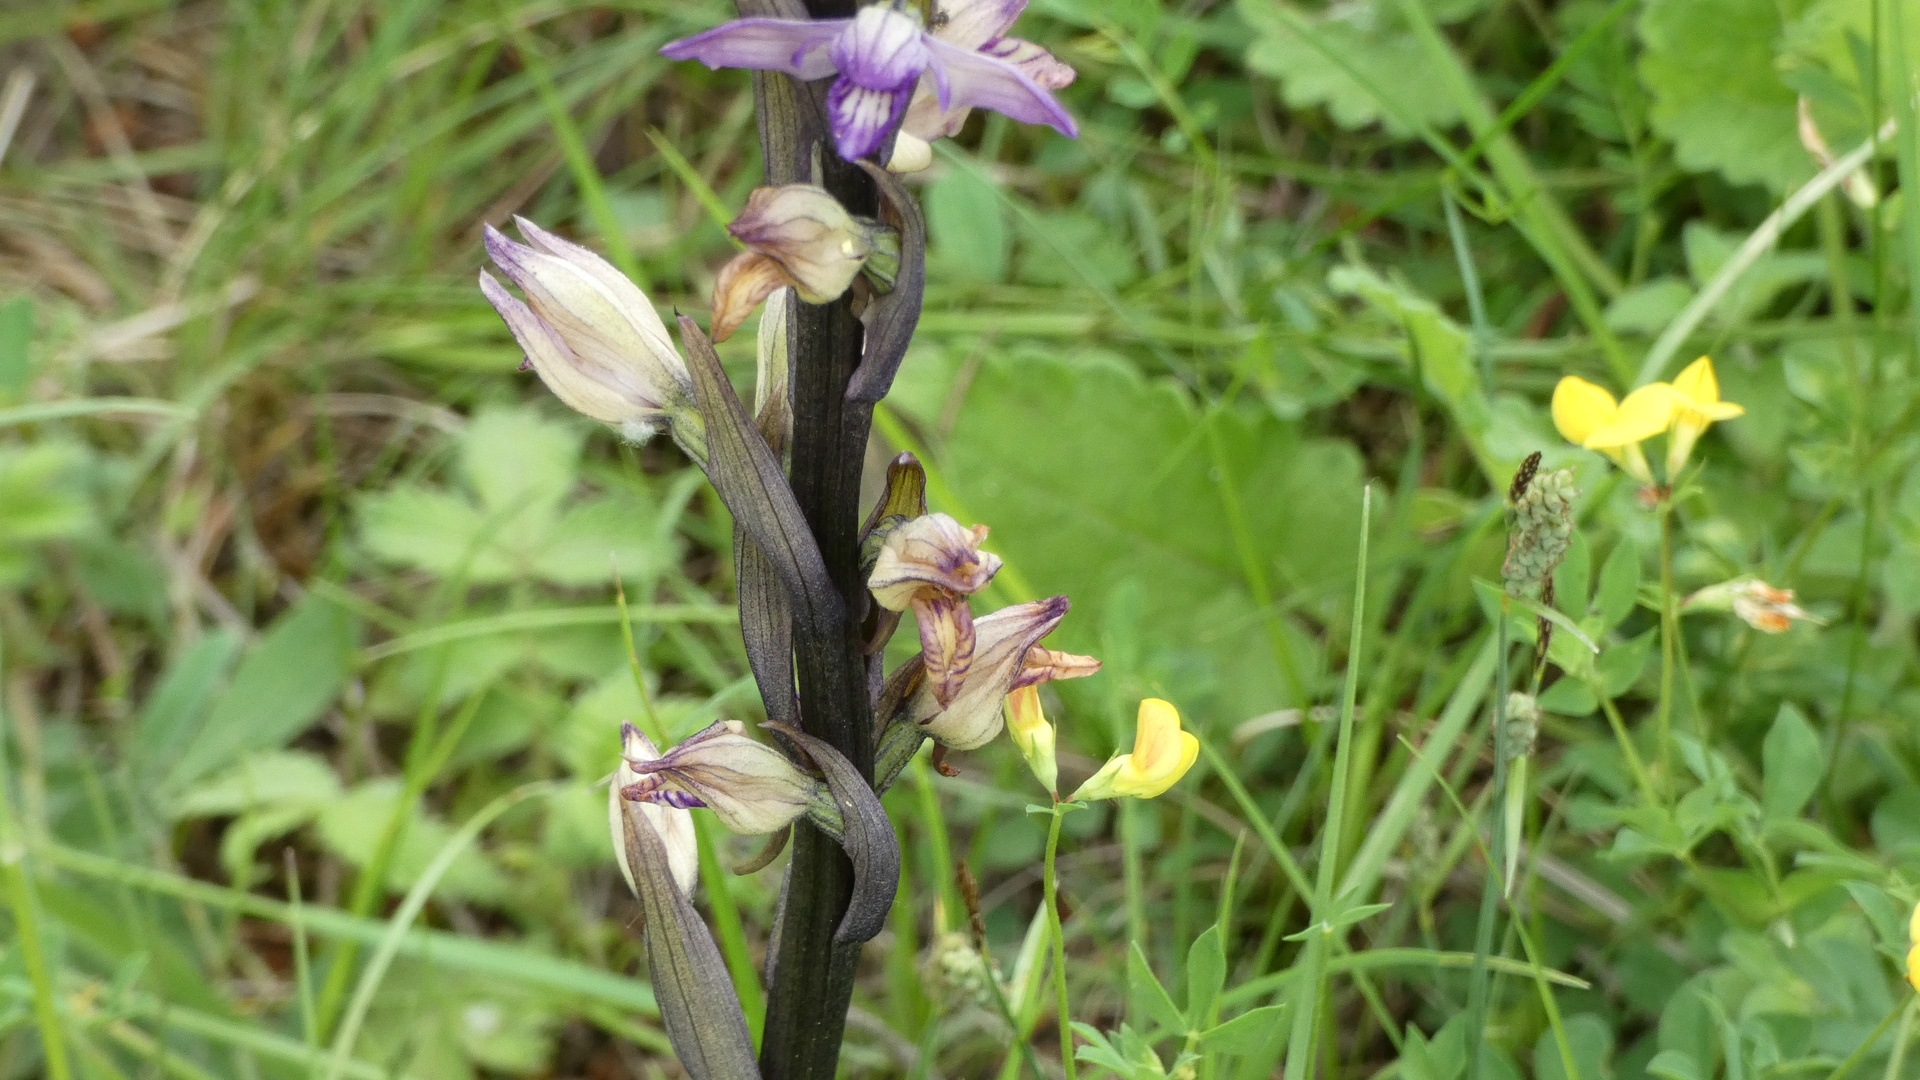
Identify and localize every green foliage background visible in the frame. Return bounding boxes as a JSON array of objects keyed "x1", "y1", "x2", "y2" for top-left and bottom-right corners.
[{"x1": 2, "y1": 0, "x2": 1919, "y2": 1077}]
